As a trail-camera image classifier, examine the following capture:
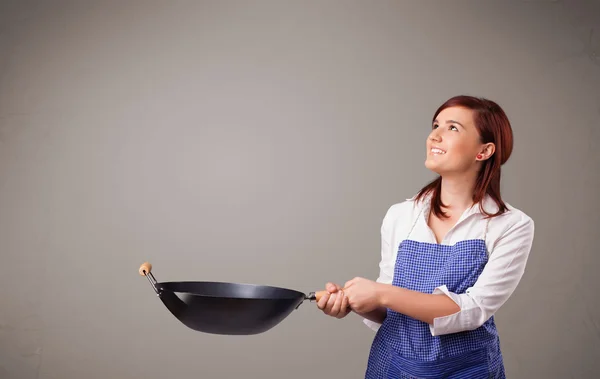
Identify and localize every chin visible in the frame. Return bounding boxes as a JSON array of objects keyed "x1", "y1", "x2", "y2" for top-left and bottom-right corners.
[
  {"x1": 424, "y1": 158, "x2": 437, "y2": 170},
  {"x1": 425, "y1": 159, "x2": 444, "y2": 175}
]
